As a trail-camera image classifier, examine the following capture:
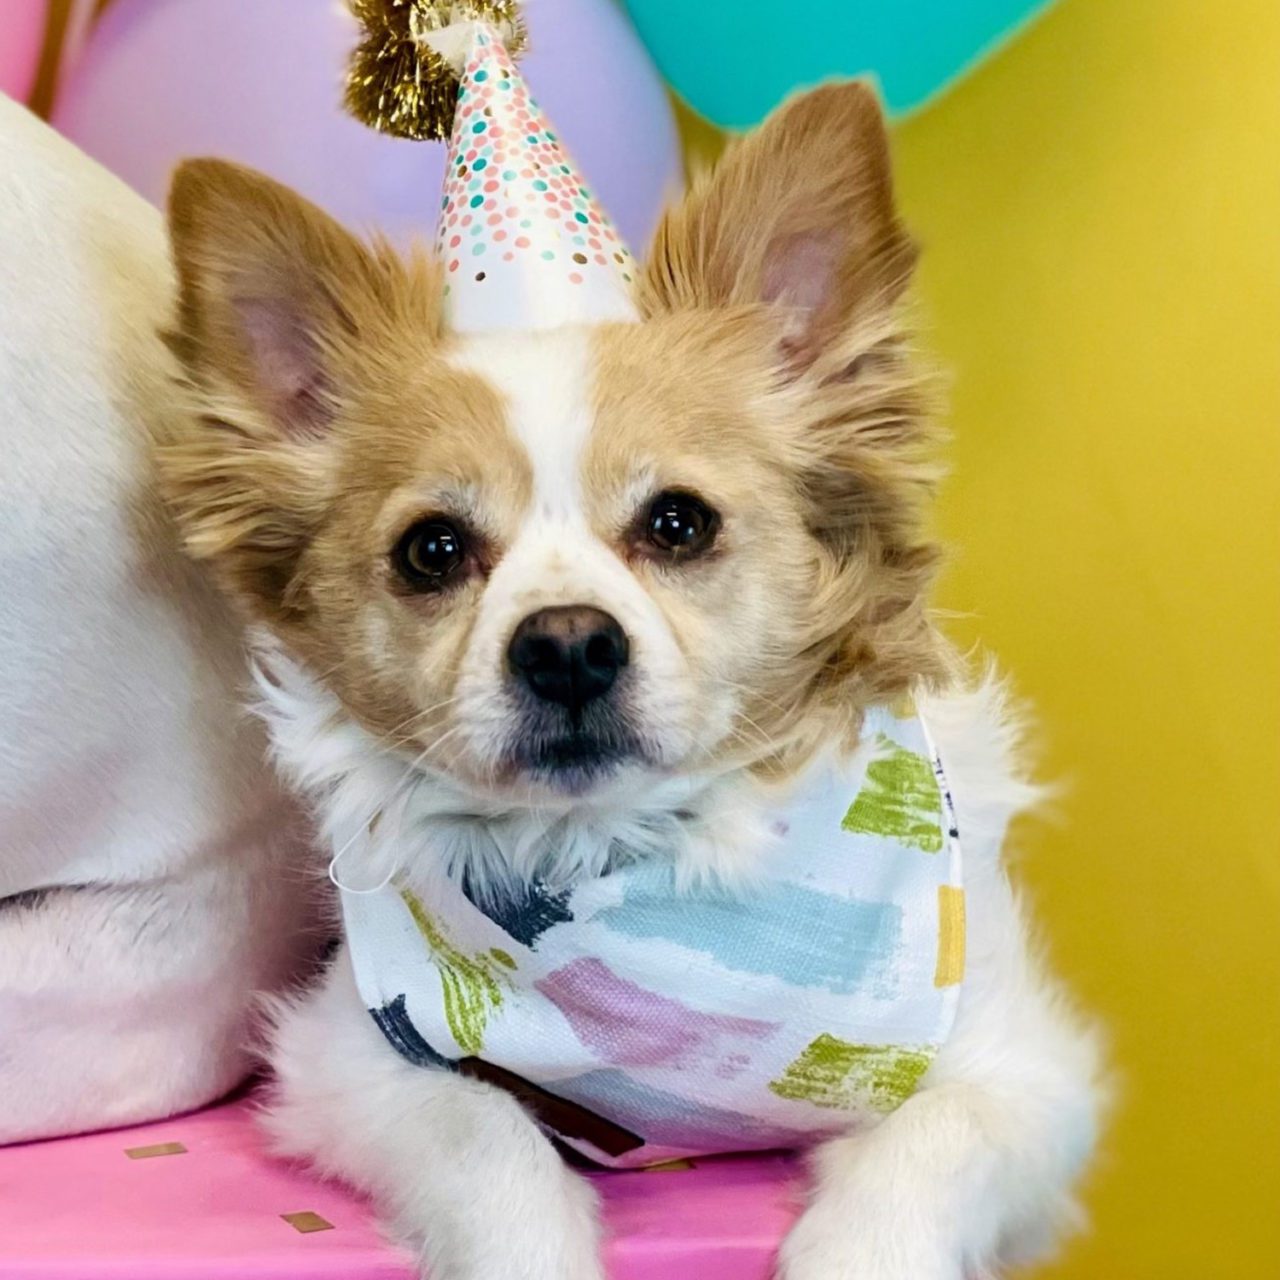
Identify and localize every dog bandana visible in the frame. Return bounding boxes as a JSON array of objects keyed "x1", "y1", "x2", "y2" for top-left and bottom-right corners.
[{"x1": 341, "y1": 704, "x2": 964, "y2": 1169}]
